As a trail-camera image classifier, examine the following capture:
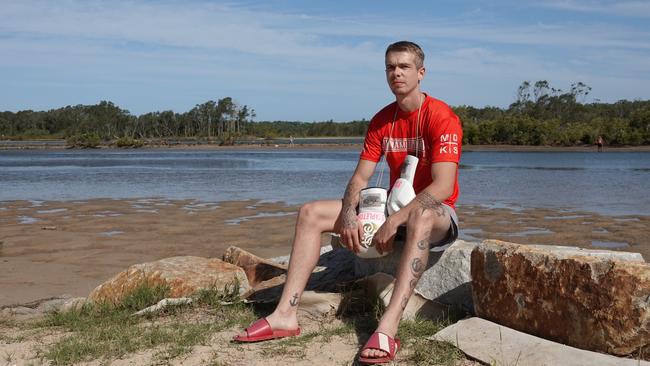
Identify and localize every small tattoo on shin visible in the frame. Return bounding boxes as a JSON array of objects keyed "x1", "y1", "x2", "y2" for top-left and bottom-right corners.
[
  {"x1": 411, "y1": 258, "x2": 424, "y2": 275},
  {"x1": 409, "y1": 278, "x2": 418, "y2": 290},
  {"x1": 289, "y1": 293, "x2": 299, "y2": 307}
]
